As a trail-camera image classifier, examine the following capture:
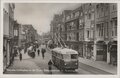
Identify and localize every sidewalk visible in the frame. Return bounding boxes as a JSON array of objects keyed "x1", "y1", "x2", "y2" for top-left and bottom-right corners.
[
  {"x1": 5, "y1": 49, "x2": 43, "y2": 74},
  {"x1": 78, "y1": 57, "x2": 117, "y2": 74},
  {"x1": 14, "y1": 49, "x2": 31, "y2": 60}
]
